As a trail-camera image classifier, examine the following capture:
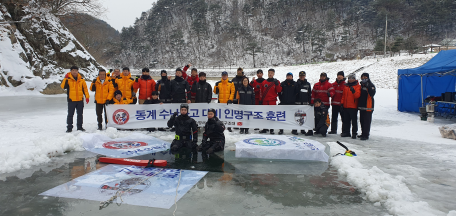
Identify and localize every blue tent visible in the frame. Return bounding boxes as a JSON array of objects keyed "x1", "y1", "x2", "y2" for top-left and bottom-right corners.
[{"x1": 398, "y1": 50, "x2": 456, "y2": 112}]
